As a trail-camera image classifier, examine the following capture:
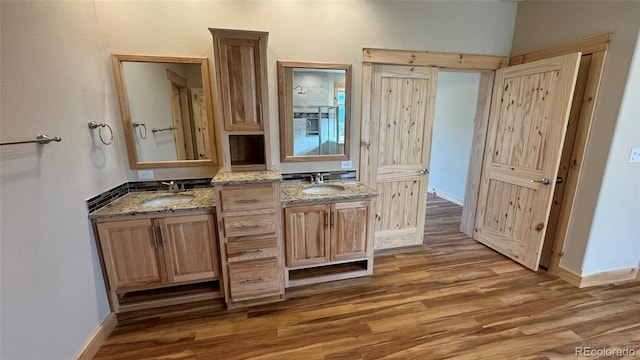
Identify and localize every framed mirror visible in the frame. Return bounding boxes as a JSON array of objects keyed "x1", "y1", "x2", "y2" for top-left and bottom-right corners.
[
  {"x1": 112, "y1": 54, "x2": 217, "y2": 169},
  {"x1": 277, "y1": 61, "x2": 351, "y2": 162}
]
